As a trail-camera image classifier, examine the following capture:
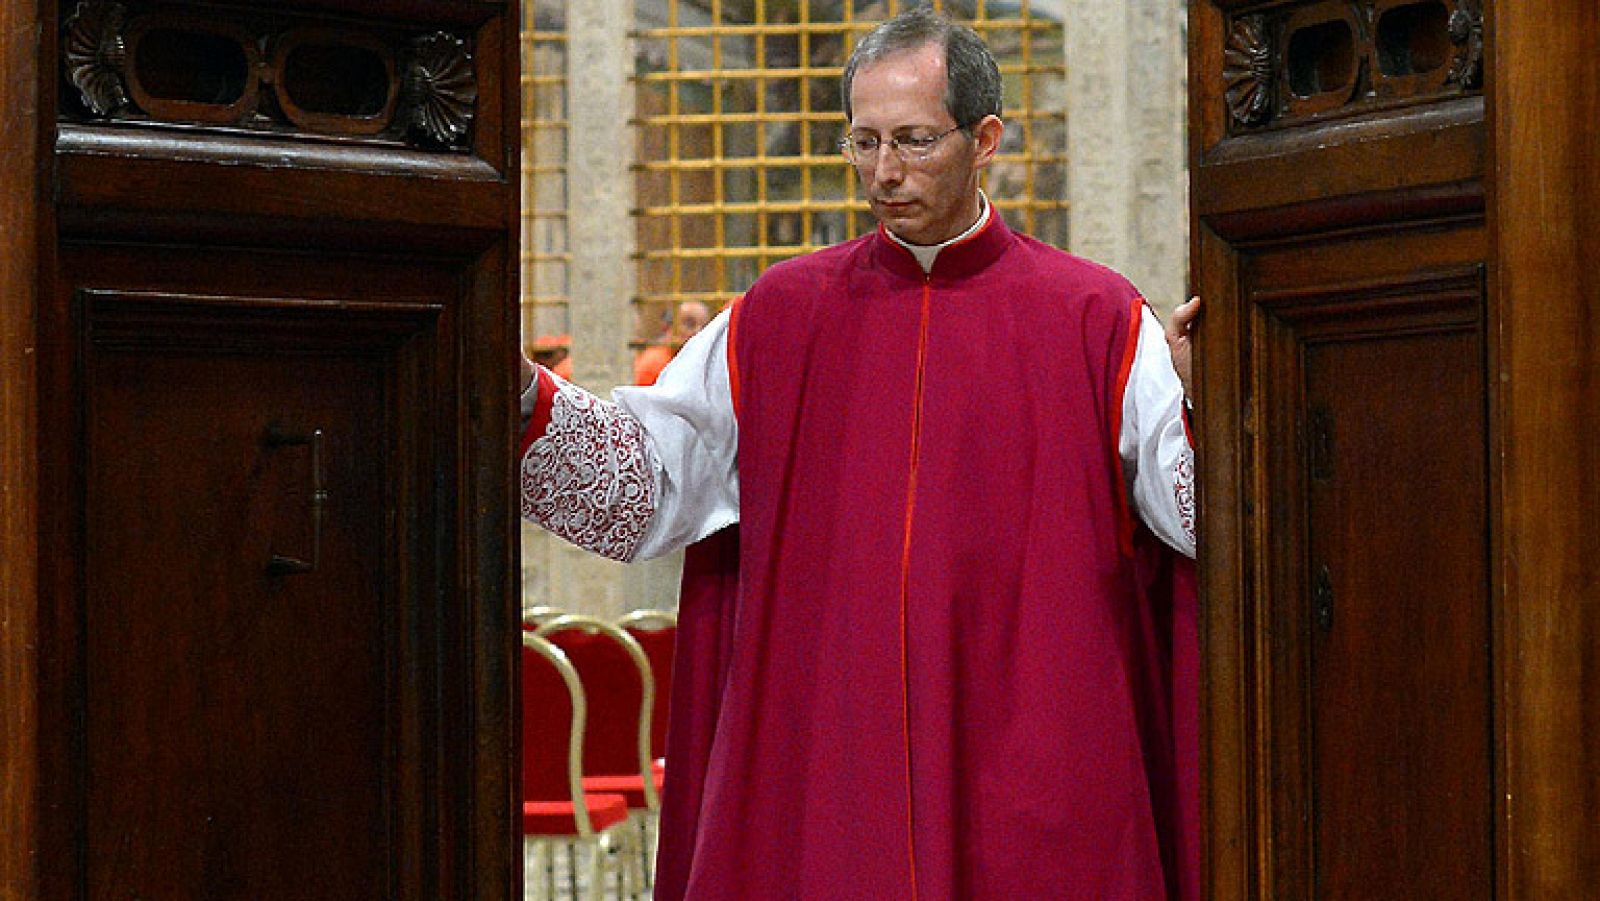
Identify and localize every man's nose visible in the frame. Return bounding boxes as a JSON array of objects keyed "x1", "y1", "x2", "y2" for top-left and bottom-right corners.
[{"x1": 873, "y1": 148, "x2": 906, "y2": 186}]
